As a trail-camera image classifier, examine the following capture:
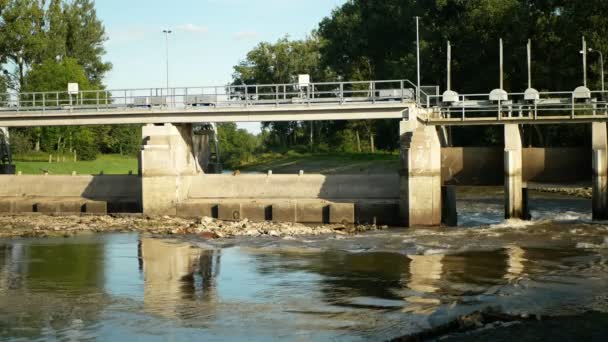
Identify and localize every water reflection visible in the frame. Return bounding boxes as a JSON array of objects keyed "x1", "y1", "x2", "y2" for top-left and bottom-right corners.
[
  {"x1": 0, "y1": 233, "x2": 606, "y2": 341},
  {"x1": 139, "y1": 237, "x2": 221, "y2": 320},
  {"x1": 0, "y1": 238, "x2": 107, "y2": 340}
]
